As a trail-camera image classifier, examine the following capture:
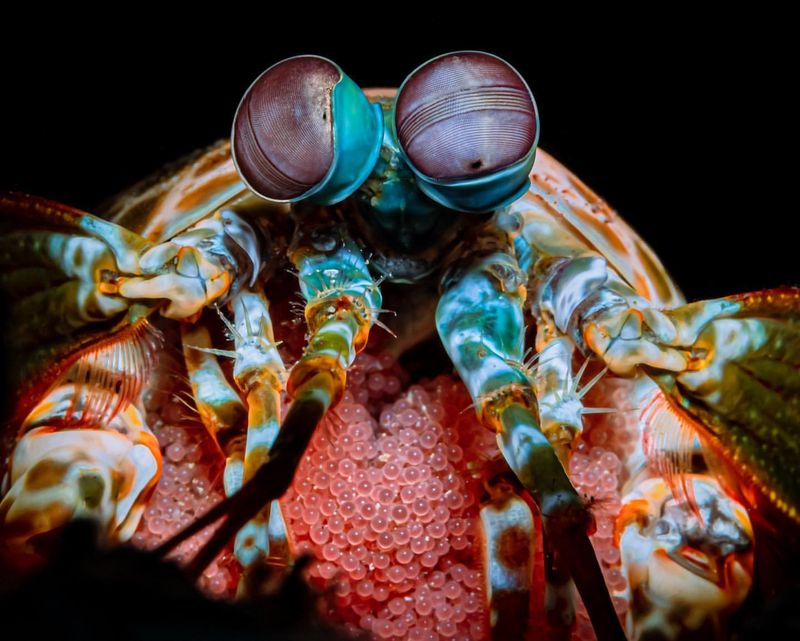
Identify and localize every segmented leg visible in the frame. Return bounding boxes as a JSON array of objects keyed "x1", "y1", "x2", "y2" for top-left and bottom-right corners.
[
  {"x1": 180, "y1": 321, "x2": 261, "y2": 568},
  {"x1": 479, "y1": 477, "x2": 535, "y2": 640},
  {"x1": 1, "y1": 194, "x2": 259, "y2": 325},
  {"x1": 435, "y1": 233, "x2": 625, "y2": 640},
  {"x1": 180, "y1": 322, "x2": 246, "y2": 462},
  {"x1": 529, "y1": 250, "x2": 738, "y2": 379},
  {"x1": 0, "y1": 195, "x2": 265, "y2": 464},
  {"x1": 180, "y1": 286, "x2": 290, "y2": 577},
  {"x1": 113, "y1": 209, "x2": 257, "y2": 320},
  {"x1": 226, "y1": 289, "x2": 288, "y2": 575},
  {"x1": 157, "y1": 205, "x2": 382, "y2": 578}
]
